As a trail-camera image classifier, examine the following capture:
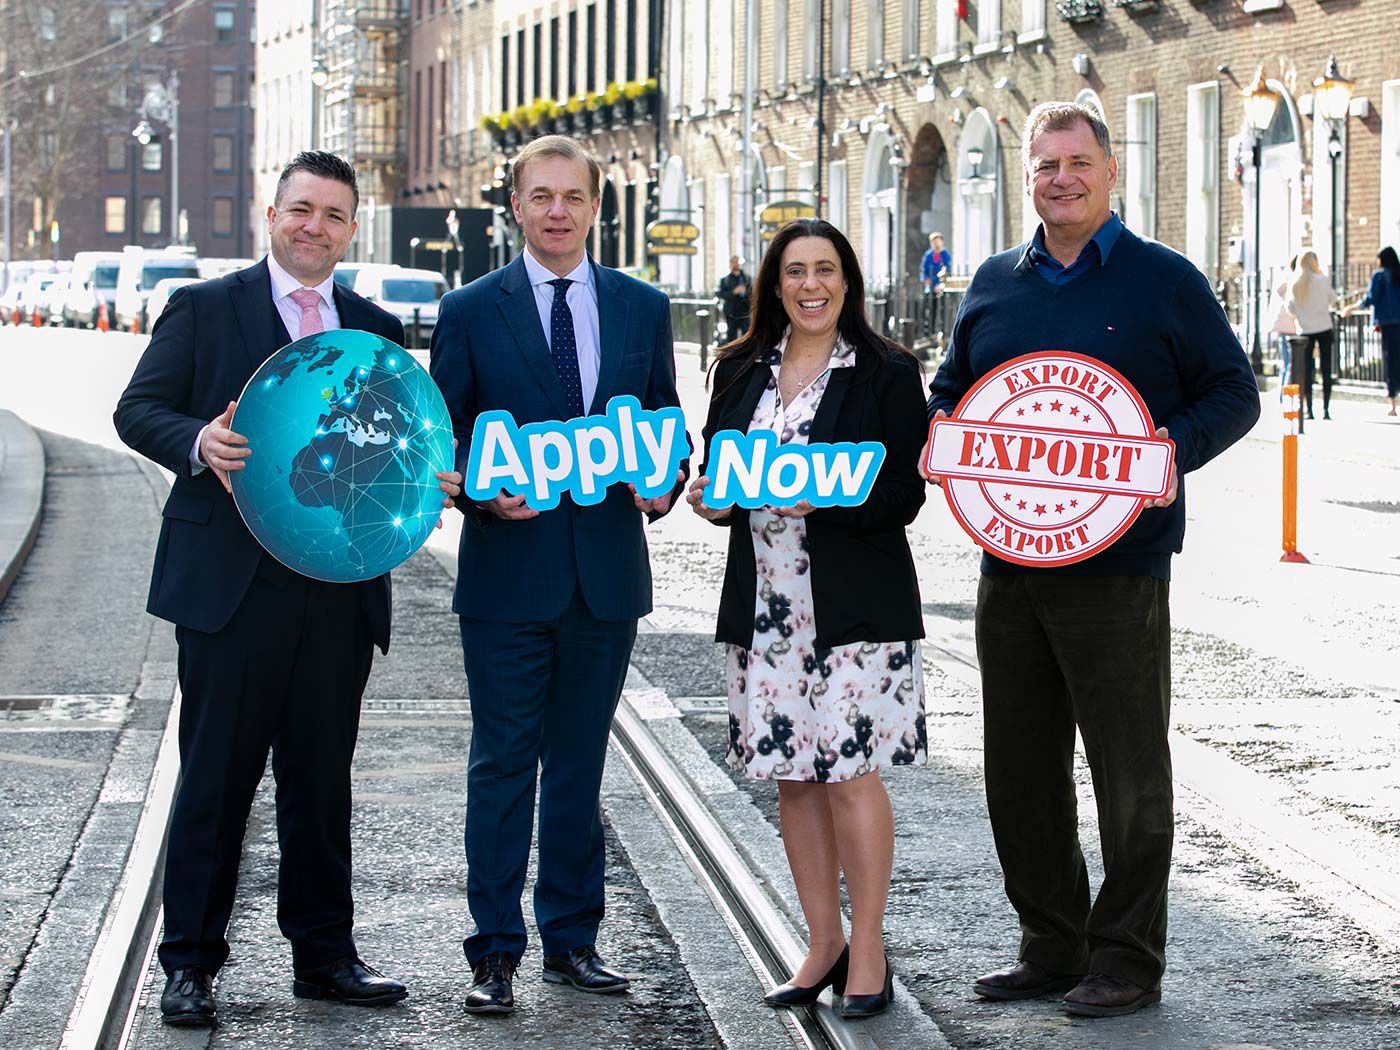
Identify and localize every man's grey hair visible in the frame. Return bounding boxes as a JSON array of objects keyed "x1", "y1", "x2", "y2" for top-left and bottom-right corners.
[
  {"x1": 511, "y1": 134, "x2": 603, "y2": 201},
  {"x1": 1021, "y1": 102, "x2": 1113, "y2": 173}
]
